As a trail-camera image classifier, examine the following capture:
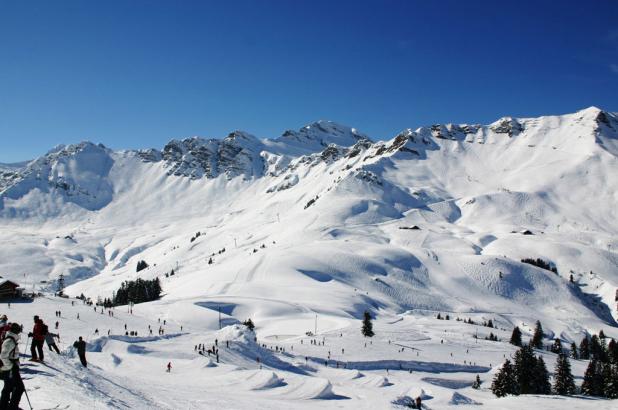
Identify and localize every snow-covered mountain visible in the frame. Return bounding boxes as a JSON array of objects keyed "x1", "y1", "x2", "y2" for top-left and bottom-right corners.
[
  {"x1": 2, "y1": 107, "x2": 618, "y2": 409},
  {"x1": 1, "y1": 107, "x2": 617, "y2": 332}
]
